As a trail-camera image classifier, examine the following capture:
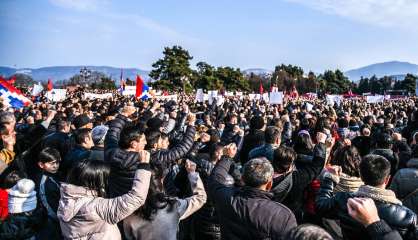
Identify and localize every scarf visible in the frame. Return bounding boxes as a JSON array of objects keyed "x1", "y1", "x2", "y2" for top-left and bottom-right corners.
[
  {"x1": 354, "y1": 185, "x2": 402, "y2": 205},
  {"x1": 334, "y1": 173, "x2": 364, "y2": 193}
]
